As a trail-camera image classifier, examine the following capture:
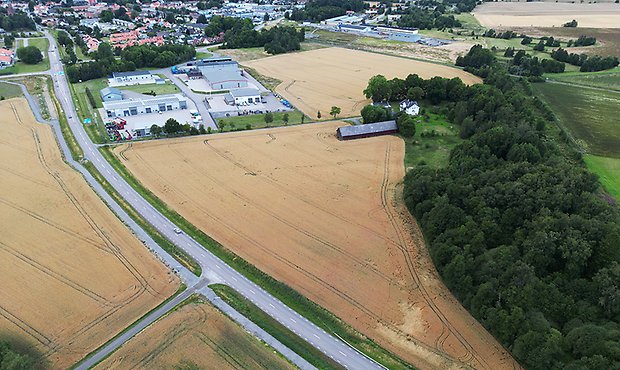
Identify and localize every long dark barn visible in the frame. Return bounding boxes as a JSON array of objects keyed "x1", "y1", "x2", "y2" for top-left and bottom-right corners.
[{"x1": 336, "y1": 120, "x2": 398, "y2": 140}]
